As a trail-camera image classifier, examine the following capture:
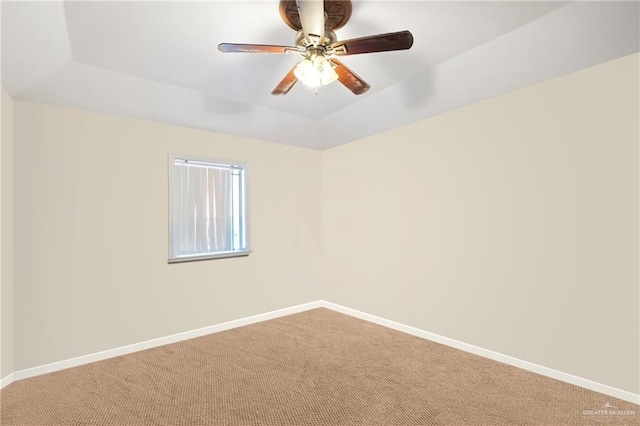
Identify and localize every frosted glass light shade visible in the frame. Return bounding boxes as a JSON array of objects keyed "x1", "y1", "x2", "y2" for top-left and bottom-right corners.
[{"x1": 294, "y1": 55, "x2": 339, "y2": 89}]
